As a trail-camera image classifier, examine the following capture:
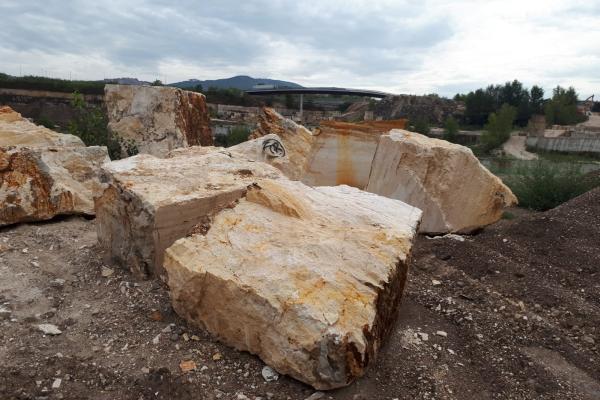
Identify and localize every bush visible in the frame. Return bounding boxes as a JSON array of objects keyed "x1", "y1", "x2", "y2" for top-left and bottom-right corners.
[
  {"x1": 480, "y1": 104, "x2": 516, "y2": 153},
  {"x1": 443, "y1": 116, "x2": 459, "y2": 142},
  {"x1": 410, "y1": 117, "x2": 430, "y2": 135},
  {"x1": 213, "y1": 125, "x2": 251, "y2": 147},
  {"x1": 67, "y1": 92, "x2": 130, "y2": 159},
  {"x1": 505, "y1": 161, "x2": 600, "y2": 211}
]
